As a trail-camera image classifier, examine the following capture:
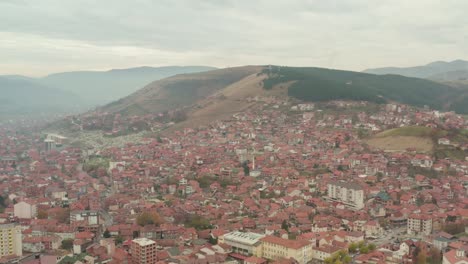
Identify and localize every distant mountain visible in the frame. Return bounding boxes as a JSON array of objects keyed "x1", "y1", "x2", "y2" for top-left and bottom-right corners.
[
  {"x1": 39, "y1": 66, "x2": 217, "y2": 106},
  {"x1": 363, "y1": 60, "x2": 468, "y2": 79},
  {"x1": 428, "y1": 70, "x2": 468, "y2": 82},
  {"x1": 0, "y1": 76, "x2": 82, "y2": 117}
]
